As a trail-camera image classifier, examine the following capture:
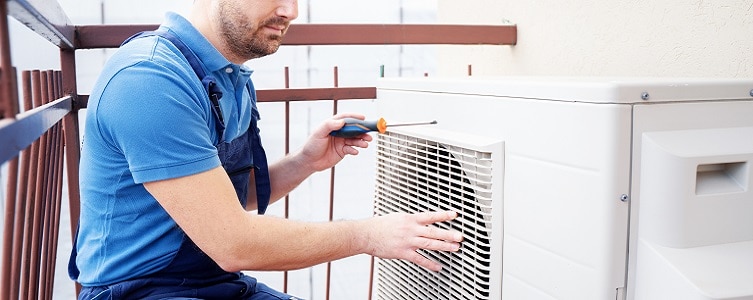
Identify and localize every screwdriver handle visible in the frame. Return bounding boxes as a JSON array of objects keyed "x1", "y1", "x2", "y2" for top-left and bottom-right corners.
[{"x1": 330, "y1": 118, "x2": 387, "y2": 138}]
